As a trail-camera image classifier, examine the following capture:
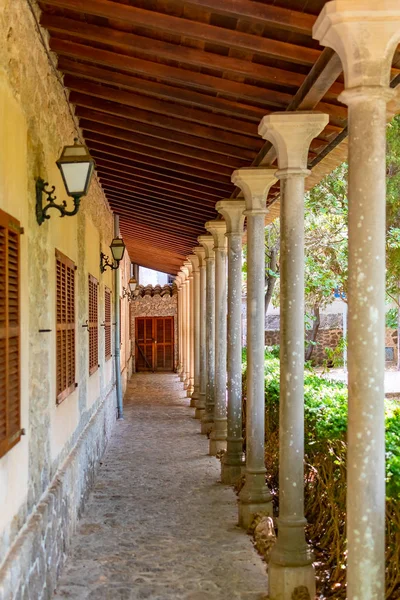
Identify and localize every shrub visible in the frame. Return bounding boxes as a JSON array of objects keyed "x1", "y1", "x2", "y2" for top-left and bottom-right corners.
[{"x1": 242, "y1": 348, "x2": 400, "y2": 598}]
